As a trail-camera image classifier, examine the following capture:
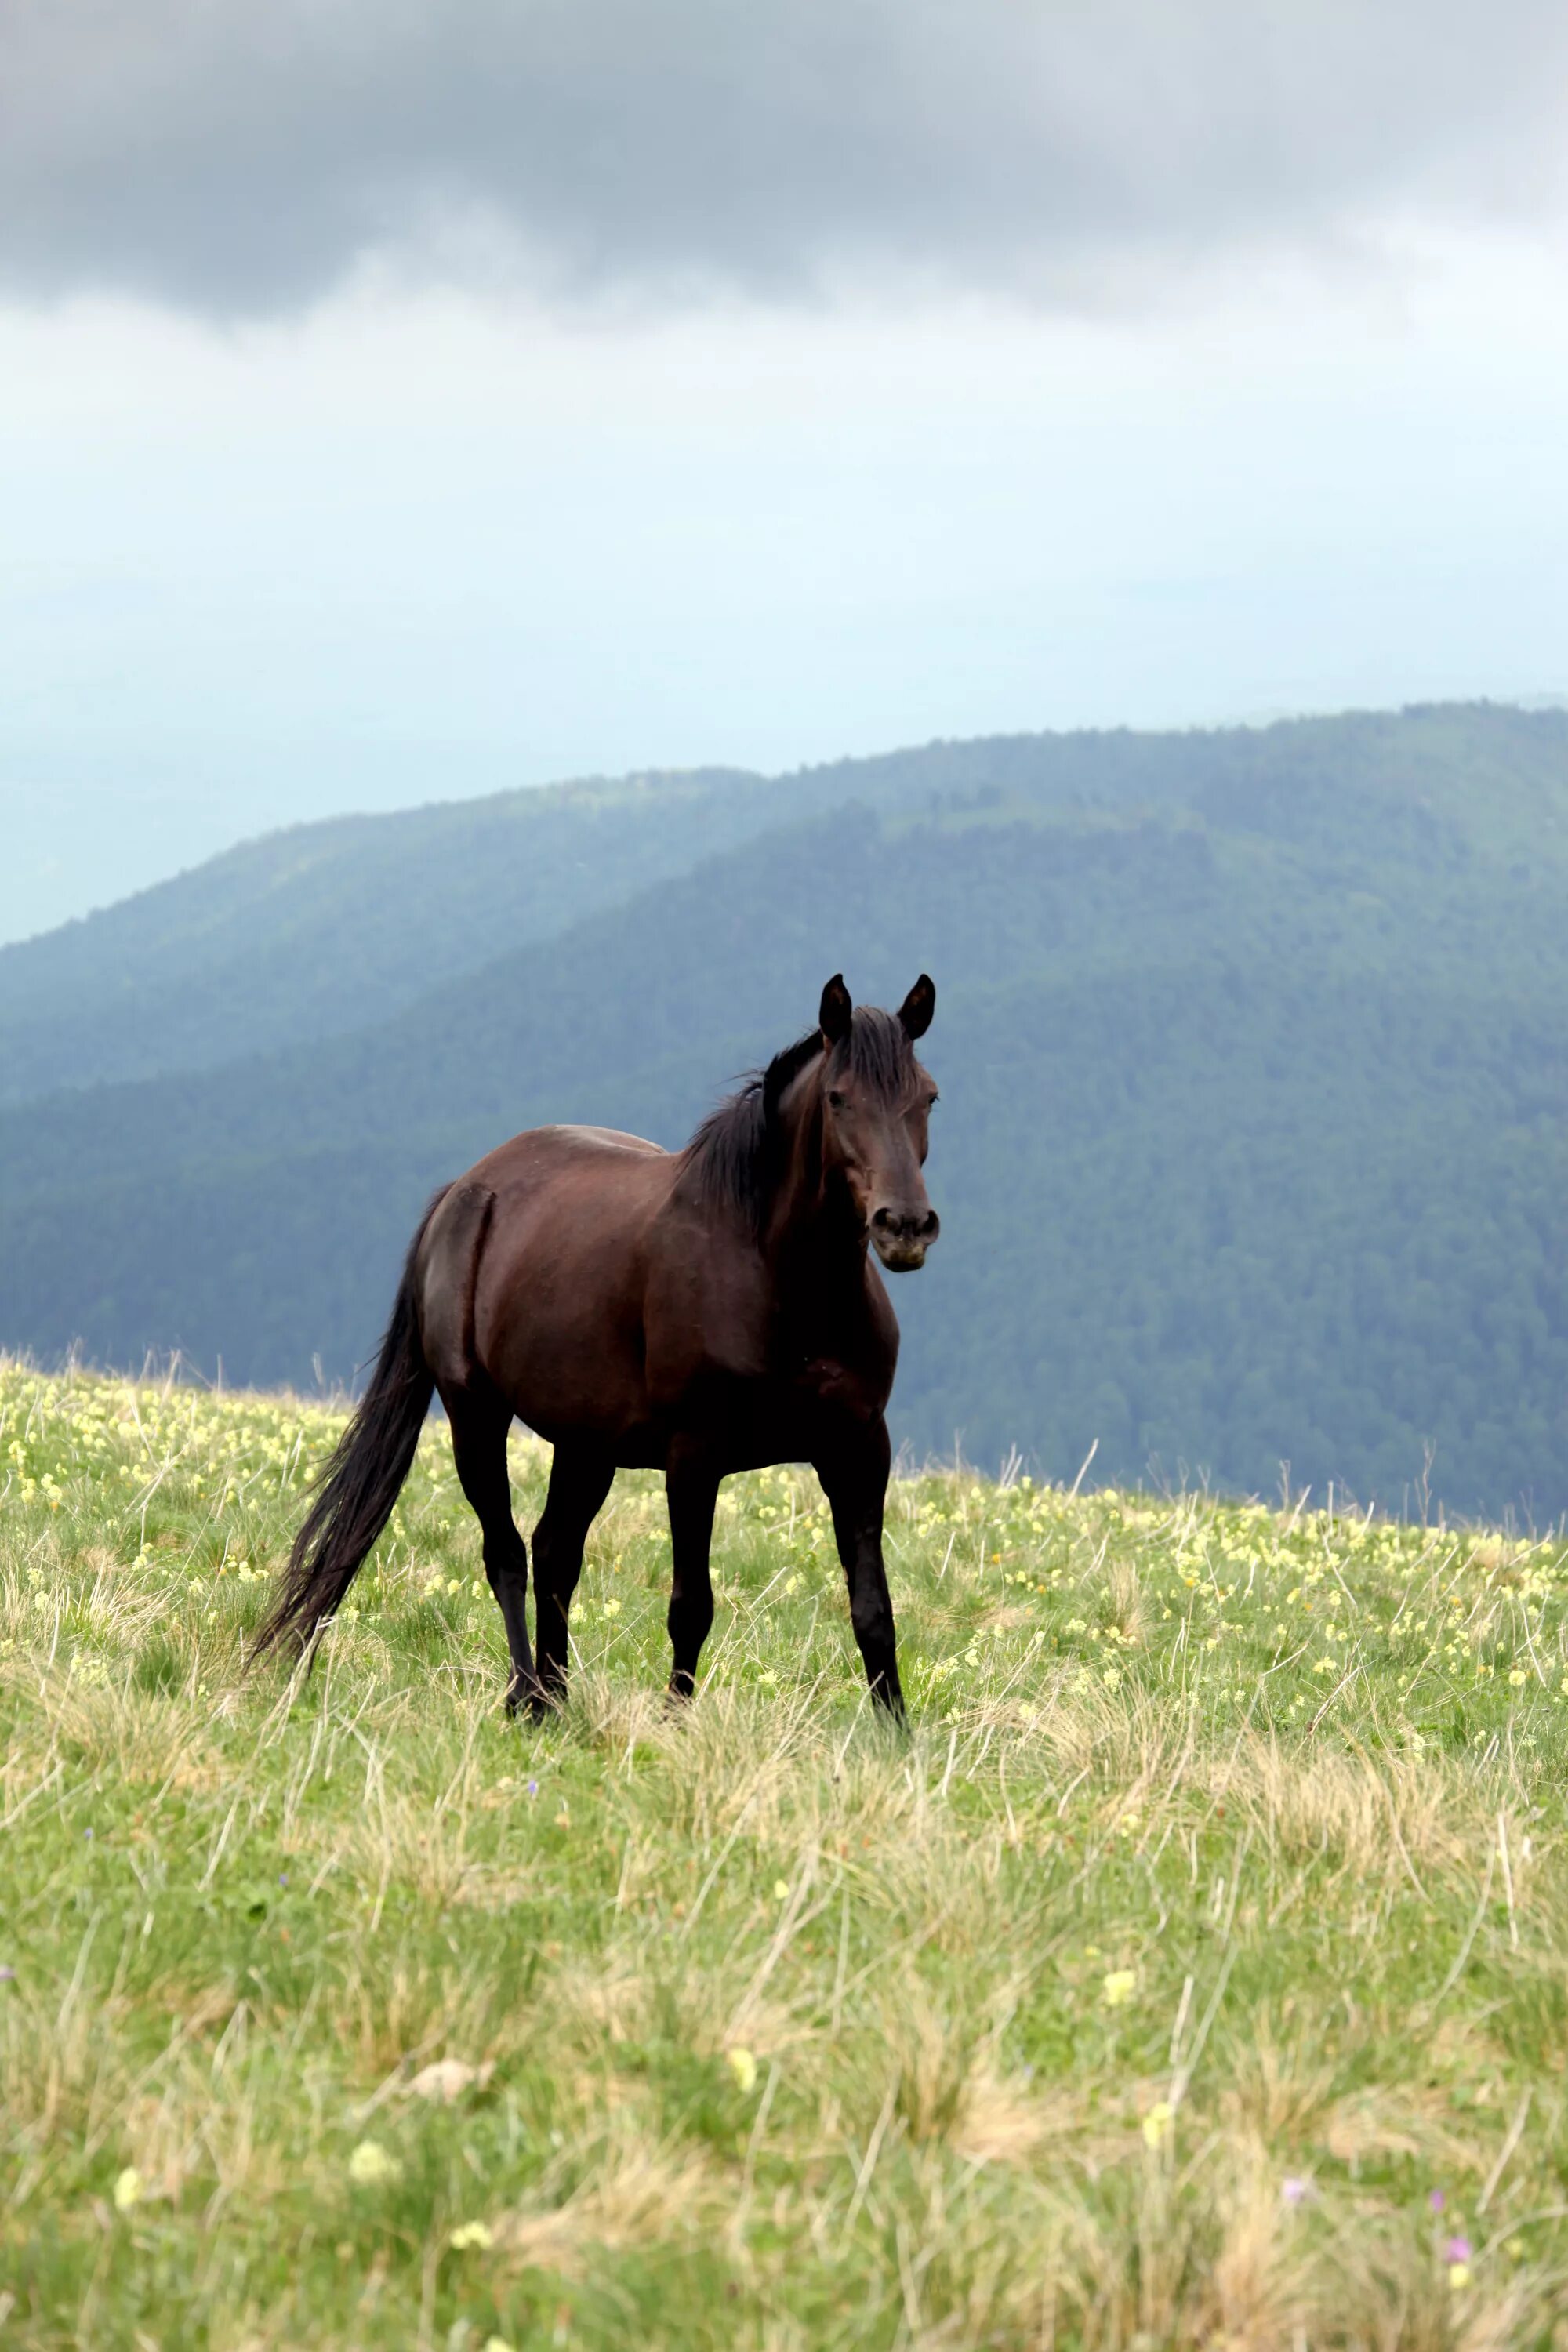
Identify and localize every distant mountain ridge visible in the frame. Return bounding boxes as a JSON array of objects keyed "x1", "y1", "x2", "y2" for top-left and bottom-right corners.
[
  {"x1": 0, "y1": 767, "x2": 765, "y2": 1103},
  {"x1": 3, "y1": 702, "x2": 1565, "y2": 1520},
  {"x1": 15, "y1": 699, "x2": 1555, "y2": 1106}
]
